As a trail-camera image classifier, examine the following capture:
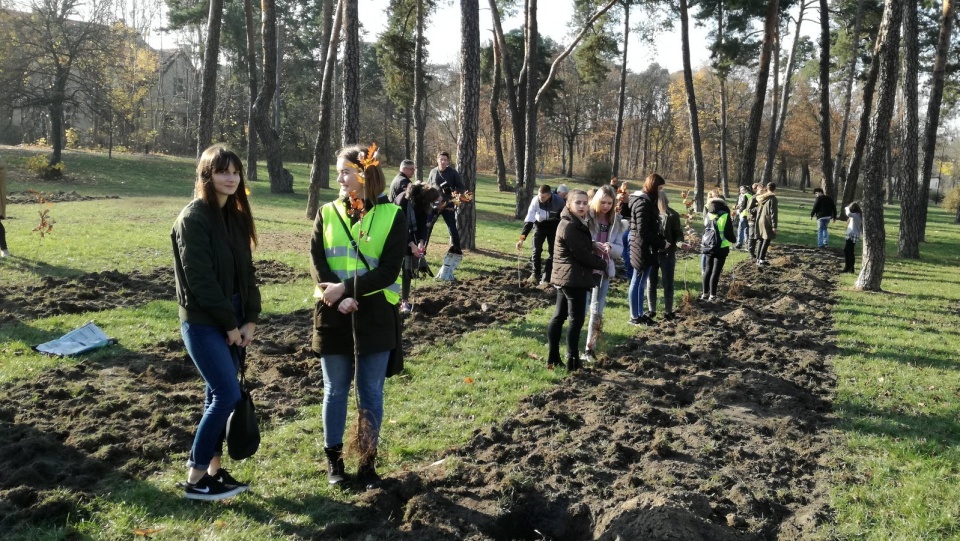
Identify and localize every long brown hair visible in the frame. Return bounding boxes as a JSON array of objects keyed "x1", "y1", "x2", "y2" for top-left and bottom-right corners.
[
  {"x1": 195, "y1": 144, "x2": 257, "y2": 248},
  {"x1": 339, "y1": 144, "x2": 387, "y2": 203},
  {"x1": 643, "y1": 173, "x2": 665, "y2": 200}
]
